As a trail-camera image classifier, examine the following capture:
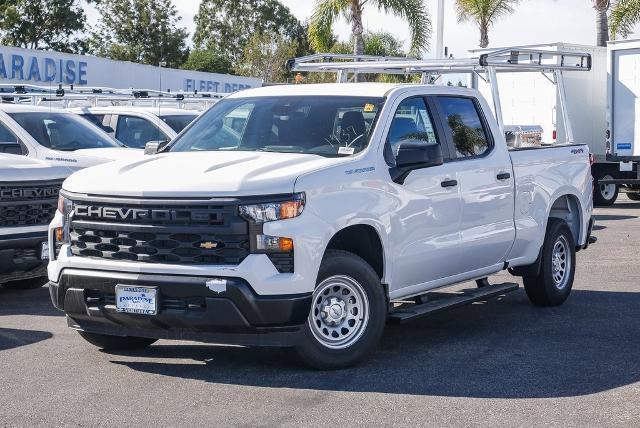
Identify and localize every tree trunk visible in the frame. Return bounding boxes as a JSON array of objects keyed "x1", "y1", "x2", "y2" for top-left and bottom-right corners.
[
  {"x1": 596, "y1": 8, "x2": 609, "y2": 46},
  {"x1": 351, "y1": 0, "x2": 364, "y2": 56},
  {"x1": 479, "y1": 24, "x2": 489, "y2": 48}
]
